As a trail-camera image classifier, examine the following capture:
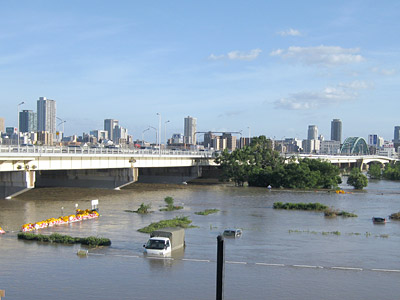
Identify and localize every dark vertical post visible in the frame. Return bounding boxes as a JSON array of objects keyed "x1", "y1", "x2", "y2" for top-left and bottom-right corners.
[{"x1": 216, "y1": 235, "x2": 225, "y2": 300}]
